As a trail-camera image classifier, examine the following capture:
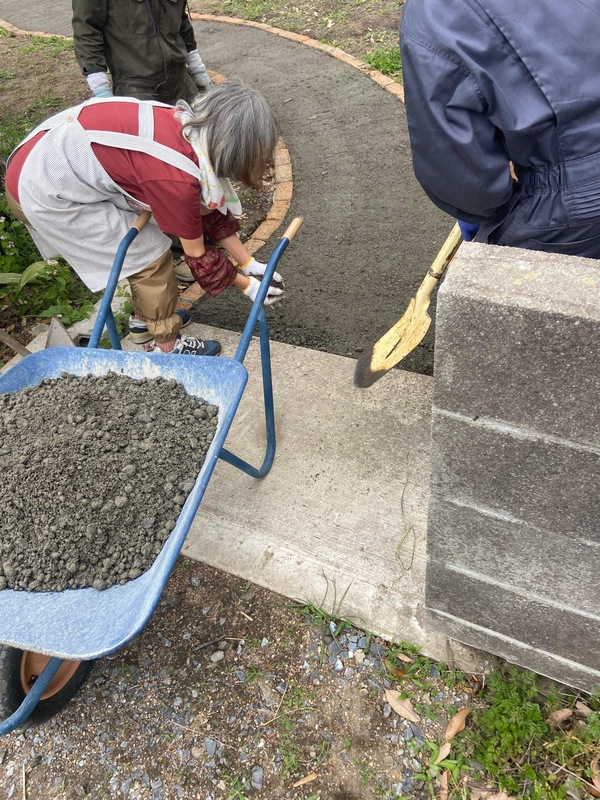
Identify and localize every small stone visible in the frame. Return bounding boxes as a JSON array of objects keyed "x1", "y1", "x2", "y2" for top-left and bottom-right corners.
[
  {"x1": 251, "y1": 765, "x2": 263, "y2": 790},
  {"x1": 209, "y1": 651, "x2": 224, "y2": 663}
]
